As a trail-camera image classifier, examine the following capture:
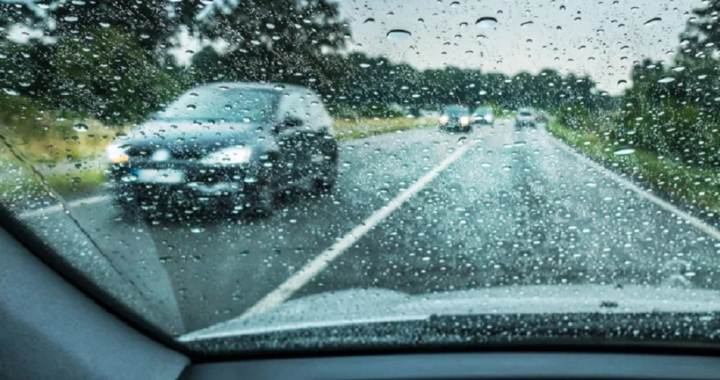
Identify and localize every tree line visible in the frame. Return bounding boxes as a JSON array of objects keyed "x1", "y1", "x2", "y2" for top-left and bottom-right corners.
[
  {"x1": 0, "y1": 0, "x2": 608, "y2": 125},
  {"x1": 1, "y1": 0, "x2": 718, "y2": 168}
]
